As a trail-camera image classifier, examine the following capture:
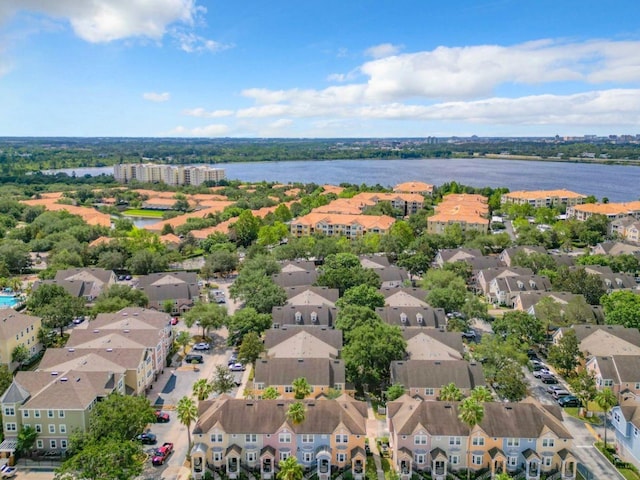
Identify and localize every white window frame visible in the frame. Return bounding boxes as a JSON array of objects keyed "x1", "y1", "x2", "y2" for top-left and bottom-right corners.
[
  {"x1": 4, "y1": 407, "x2": 15, "y2": 416},
  {"x1": 34, "y1": 410, "x2": 41, "y2": 418},
  {"x1": 279, "y1": 433, "x2": 291, "y2": 443},
  {"x1": 544, "y1": 457, "x2": 552, "y2": 467},
  {"x1": 211, "y1": 433, "x2": 223, "y2": 443},
  {"x1": 49, "y1": 425, "x2": 56, "y2": 434},
  {"x1": 424, "y1": 388, "x2": 435, "y2": 396},
  {"x1": 507, "y1": 438, "x2": 520, "y2": 447},
  {"x1": 35, "y1": 424, "x2": 42, "y2": 433},
  {"x1": 302, "y1": 434, "x2": 314, "y2": 443},
  {"x1": 22, "y1": 410, "x2": 29, "y2": 418},
  {"x1": 245, "y1": 434, "x2": 257, "y2": 443},
  {"x1": 336, "y1": 434, "x2": 348, "y2": 443},
  {"x1": 61, "y1": 440, "x2": 68, "y2": 449},
  {"x1": 284, "y1": 386, "x2": 293, "y2": 393},
  {"x1": 449, "y1": 455, "x2": 459, "y2": 465},
  {"x1": 4, "y1": 423, "x2": 16, "y2": 432},
  {"x1": 472, "y1": 454, "x2": 483, "y2": 465},
  {"x1": 449, "y1": 436, "x2": 461, "y2": 446},
  {"x1": 280, "y1": 451, "x2": 290, "y2": 461},
  {"x1": 542, "y1": 438, "x2": 555, "y2": 448},
  {"x1": 36, "y1": 440, "x2": 43, "y2": 449},
  {"x1": 414, "y1": 435, "x2": 427, "y2": 445},
  {"x1": 472, "y1": 436, "x2": 485, "y2": 446},
  {"x1": 337, "y1": 453, "x2": 346, "y2": 463},
  {"x1": 246, "y1": 452, "x2": 257, "y2": 463},
  {"x1": 47, "y1": 410, "x2": 54, "y2": 418},
  {"x1": 60, "y1": 424, "x2": 67, "y2": 434},
  {"x1": 213, "y1": 451, "x2": 222, "y2": 462},
  {"x1": 303, "y1": 452, "x2": 313, "y2": 463},
  {"x1": 50, "y1": 440, "x2": 57, "y2": 449},
  {"x1": 414, "y1": 454, "x2": 425, "y2": 464},
  {"x1": 508, "y1": 456, "x2": 517, "y2": 467}
]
